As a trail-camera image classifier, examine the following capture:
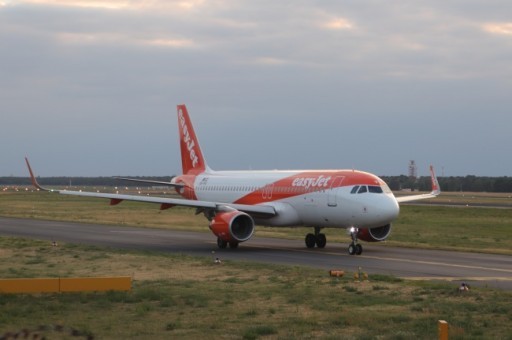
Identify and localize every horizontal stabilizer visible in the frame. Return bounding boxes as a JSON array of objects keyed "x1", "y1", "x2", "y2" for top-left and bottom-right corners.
[{"x1": 114, "y1": 176, "x2": 184, "y2": 189}]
